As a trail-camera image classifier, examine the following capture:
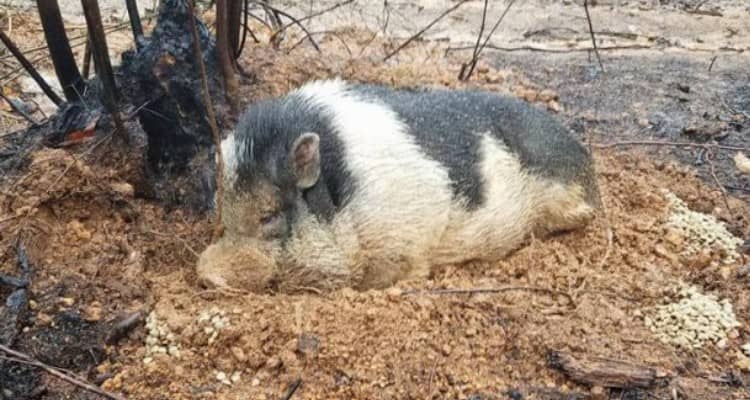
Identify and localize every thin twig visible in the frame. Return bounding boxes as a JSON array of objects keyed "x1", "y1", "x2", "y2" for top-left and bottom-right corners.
[
  {"x1": 0, "y1": 19, "x2": 147, "y2": 63},
  {"x1": 245, "y1": 10, "x2": 273, "y2": 31},
  {"x1": 0, "y1": 344, "x2": 126, "y2": 400},
  {"x1": 708, "y1": 55, "x2": 717, "y2": 72},
  {"x1": 286, "y1": 30, "x2": 351, "y2": 55},
  {"x1": 281, "y1": 378, "x2": 303, "y2": 400},
  {"x1": 254, "y1": 1, "x2": 321, "y2": 52},
  {"x1": 146, "y1": 229, "x2": 200, "y2": 258},
  {"x1": 458, "y1": 0, "x2": 488, "y2": 81},
  {"x1": 383, "y1": 0, "x2": 471, "y2": 62},
  {"x1": 446, "y1": 44, "x2": 652, "y2": 55},
  {"x1": 277, "y1": 0, "x2": 354, "y2": 35},
  {"x1": 705, "y1": 146, "x2": 733, "y2": 216},
  {"x1": 0, "y1": 90, "x2": 38, "y2": 125},
  {"x1": 592, "y1": 140, "x2": 747, "y2": 152},
  {"x1": 598, "y1": 226, "x2": 613, "y2": 269},
  {"x1": 583, "y1": 0, "x2": 604, "y2": 72},
  {"x1": 192, "y1": 287, "x2": 250, "y2": 299},
  {"x1": 188, "y1": 0, "x2": 225, "y2": 241},
  {"x1": 0, "y1": 29, "x2": 63, "y2": 105},
  {"x1": 467, "y1": 0, "x2": 518, "y2": 75},
  {"x1": 402, "y1": 286, "x2": 574, "y2": 305},
  {"x1": 236, "y1": 0, "x2": 251, "y2": 57}
]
